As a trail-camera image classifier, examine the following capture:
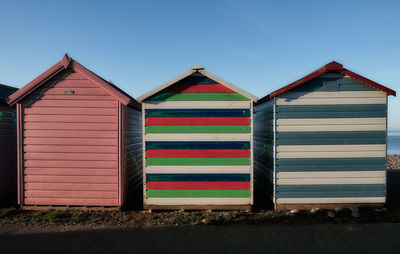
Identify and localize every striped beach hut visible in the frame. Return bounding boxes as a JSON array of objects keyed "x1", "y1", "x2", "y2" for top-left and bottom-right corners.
[
  {"x1": 254, "y1": 61, "x2": 396, "y2": 210},
  {"x1": 7, "y1": 54, "x2": 142, "y2": 209},
  {"x1": 137, "y1": 65, "x2": 258, "y2": 210},
  {"x1": 0, "y1": 84, "x2": 18, "y2": 205}
]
